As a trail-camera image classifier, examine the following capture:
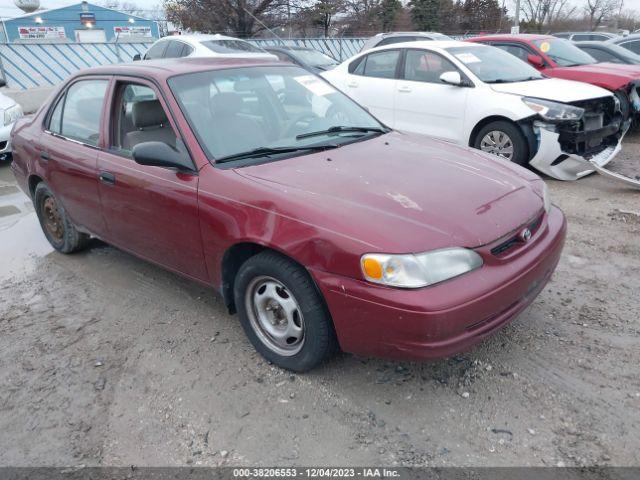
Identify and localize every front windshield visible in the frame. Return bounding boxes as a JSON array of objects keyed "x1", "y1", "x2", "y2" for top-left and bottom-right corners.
[
  {"x1": 168, "y1": 66, "x2": 385, "y2": 163},
  {"x1": 446, "y1": 45, "x2": 543, "y2": 83},
  {"x1": 532, "y1": 38, "x2": 597, "y2": 66},
  {"x1": 295, "y1": 49, "x2": 337, "y2": 67}
]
